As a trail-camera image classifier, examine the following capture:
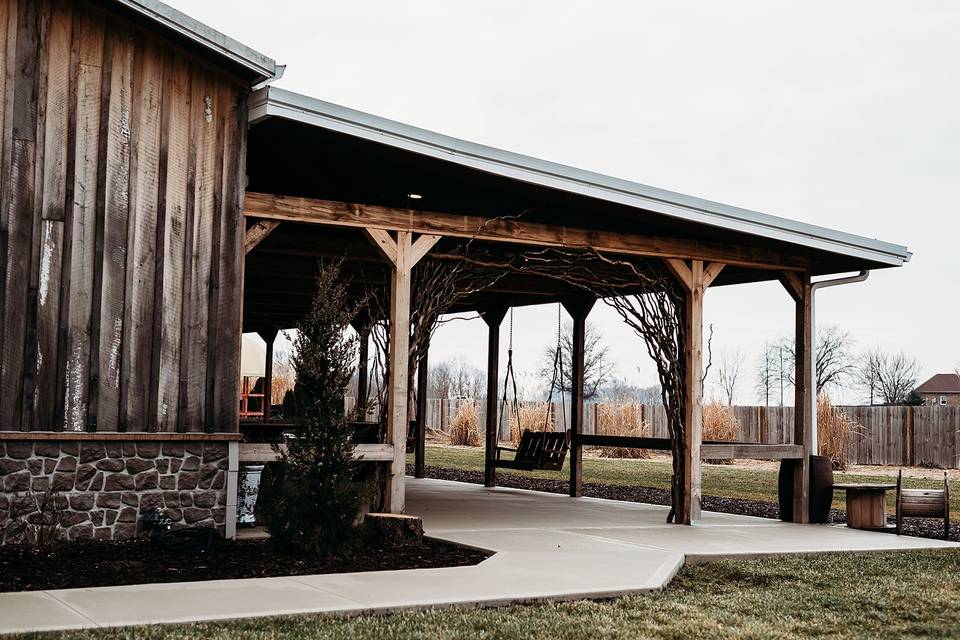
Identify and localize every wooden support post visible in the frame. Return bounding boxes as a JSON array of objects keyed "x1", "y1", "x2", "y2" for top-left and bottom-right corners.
[
  {"x1": 257, "y1": 328, "x2": 278, "y2": 422},
  {"x1": 780, "y1": 271, "x2": 812, "y2": 524},
  {"x1": 415, "y1": 347, "x2": 429, "y2": 479},
  {"x1": 666, "y1": 259, "x2": 724, "y2": 524},
  {"x1": 363, "y1": 229, "x2": 439, "y2": 513},
  {"x1": 351, "y1": 318, "x2": 371, "y2": 418},
  {"x1": 562, "y1": 298, "x2": 596, "y2": 498},
  {"x1": 480, "y1": 306, "x2": 508, "y2": 488}
]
